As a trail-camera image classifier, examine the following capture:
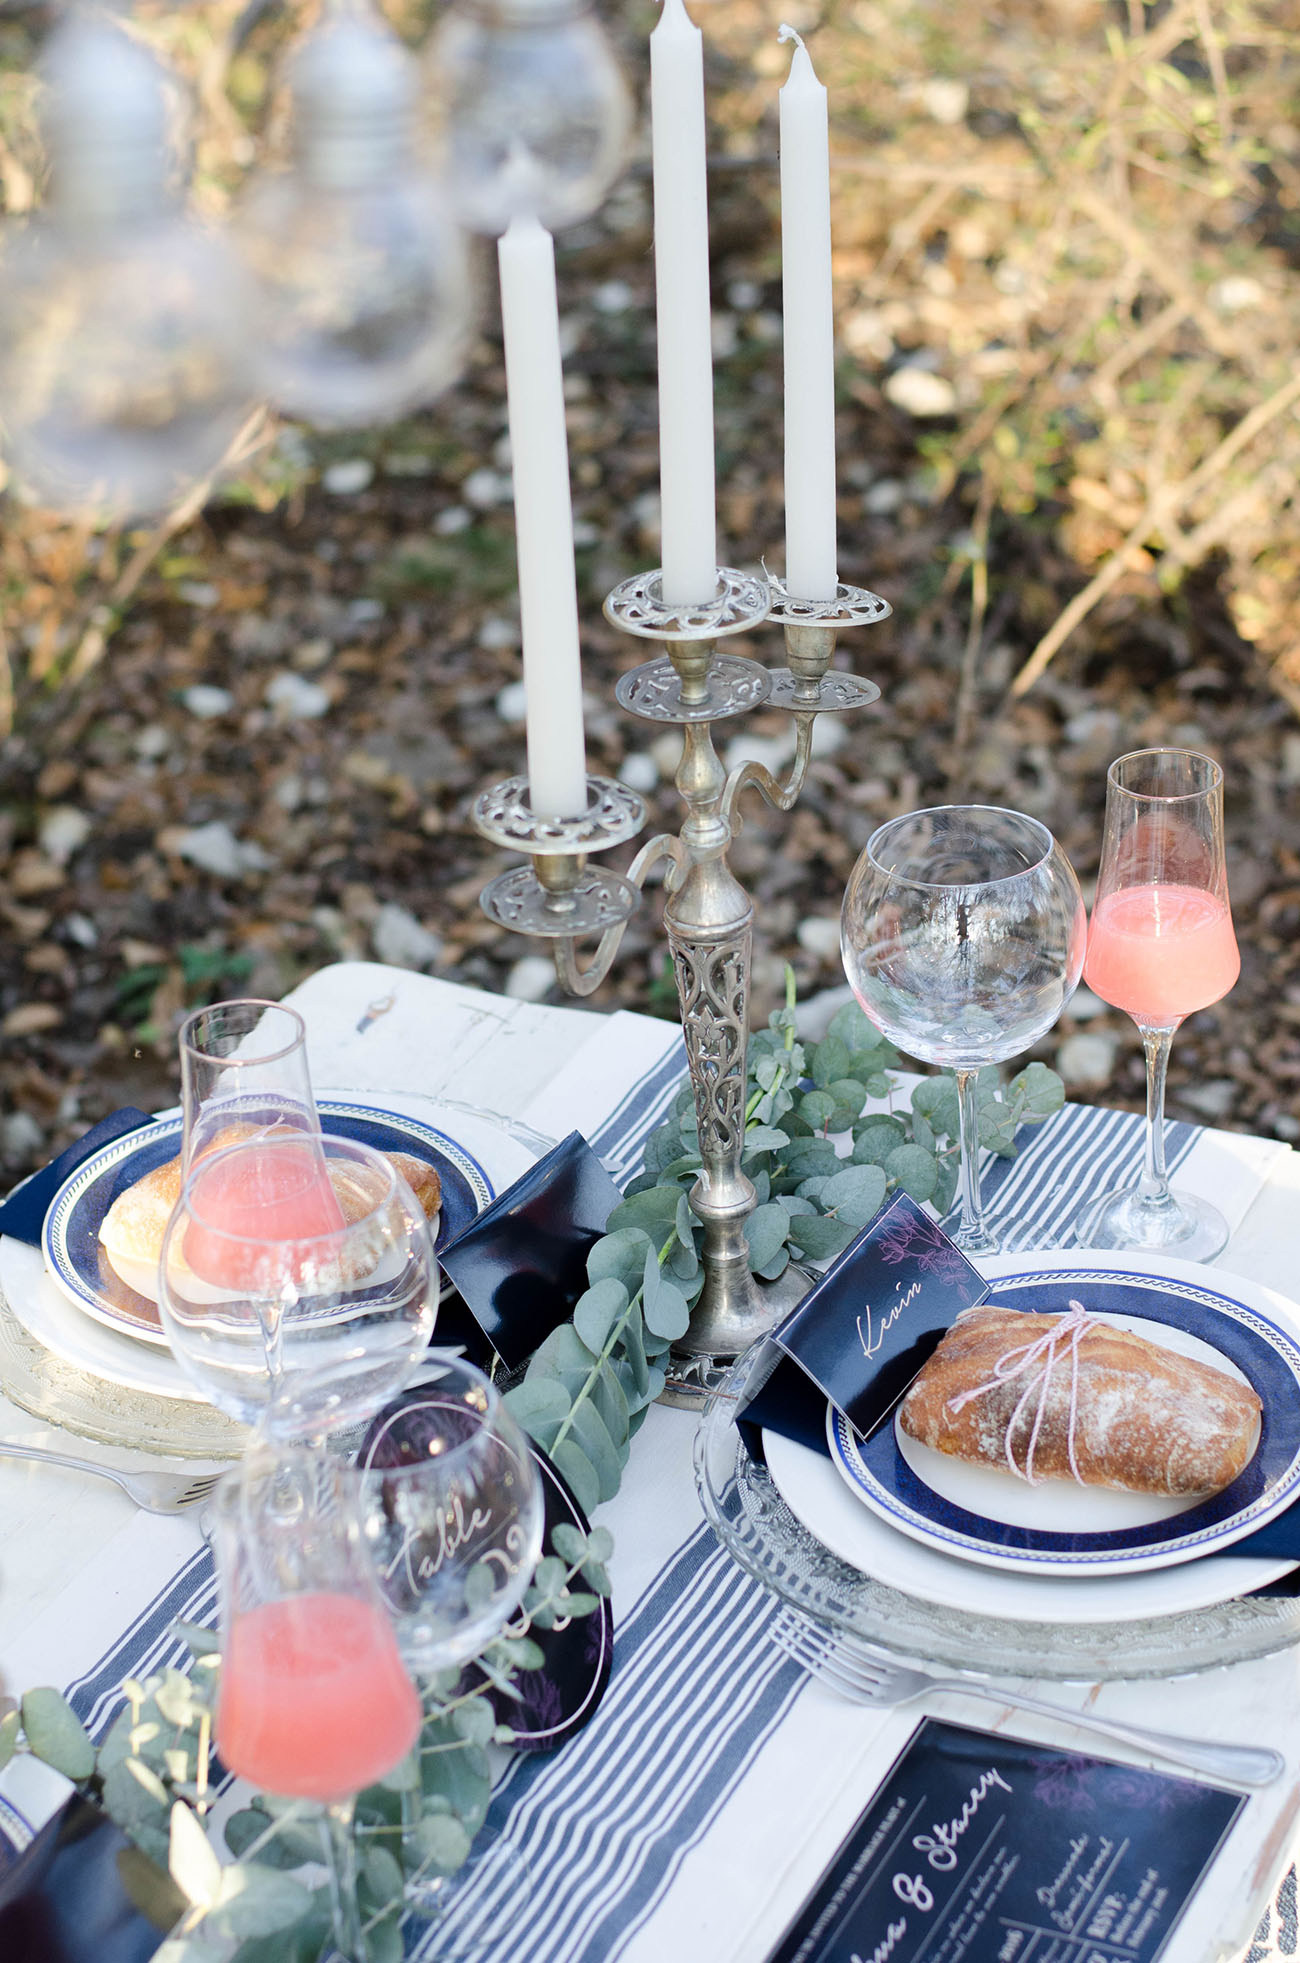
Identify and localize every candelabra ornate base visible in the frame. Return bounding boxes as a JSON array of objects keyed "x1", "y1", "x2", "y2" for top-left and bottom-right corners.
[{"x1": 475, "y1": 566, "x2": 890, "y2": 1406}]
